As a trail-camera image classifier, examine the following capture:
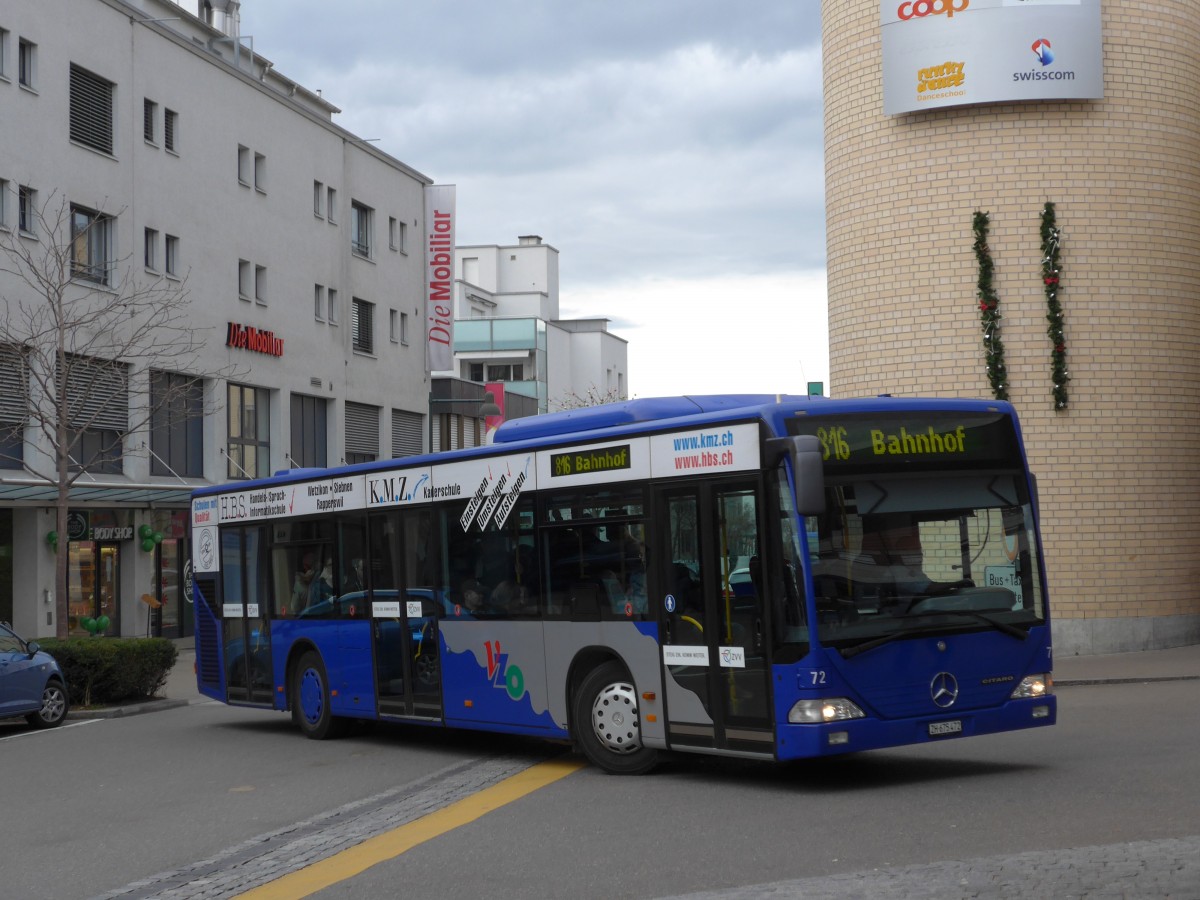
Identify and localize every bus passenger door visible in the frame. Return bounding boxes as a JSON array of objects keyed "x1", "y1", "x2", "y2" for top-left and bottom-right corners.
[
  {"x1": 371, "y1": 510, "x2": 443, "y2": 720},
  {"x1": 221, "y1": 526, "x2": 273, "y2": 706},
  {"x1": 656, "y1": 479, "x2": 773, "y2": 754}
]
